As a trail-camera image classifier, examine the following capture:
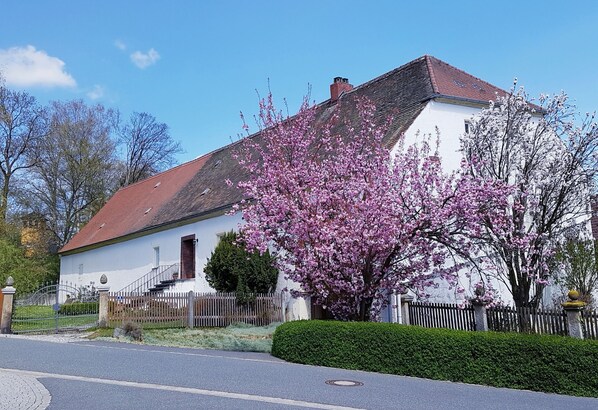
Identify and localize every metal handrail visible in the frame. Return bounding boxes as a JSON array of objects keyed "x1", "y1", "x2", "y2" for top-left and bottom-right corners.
[{"x1": 117, "y1": 263, "x2": 180, "y2": 294}]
